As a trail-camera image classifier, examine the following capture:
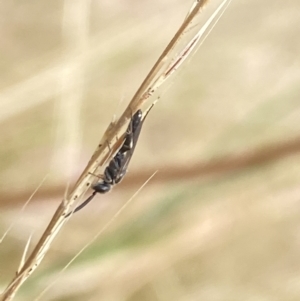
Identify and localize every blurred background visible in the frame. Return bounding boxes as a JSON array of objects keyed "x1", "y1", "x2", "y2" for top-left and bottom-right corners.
[{"x1": 1, "y1": 0, "x2": 300, "y2": 300}]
